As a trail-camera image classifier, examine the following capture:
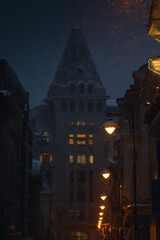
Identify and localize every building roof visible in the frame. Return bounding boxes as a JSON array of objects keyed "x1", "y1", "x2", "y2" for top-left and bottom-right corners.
[{"x1": 48, "y1": 29, "x2": 103, "y2": 94}]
